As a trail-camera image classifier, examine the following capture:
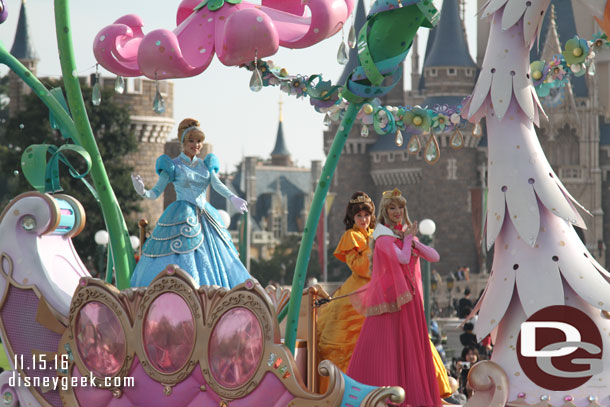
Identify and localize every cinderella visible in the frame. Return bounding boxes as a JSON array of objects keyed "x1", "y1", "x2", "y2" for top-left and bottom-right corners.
[{"x1": 129, "y1": 118, "x2": 251, "y2": 288}]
